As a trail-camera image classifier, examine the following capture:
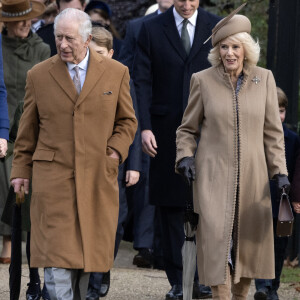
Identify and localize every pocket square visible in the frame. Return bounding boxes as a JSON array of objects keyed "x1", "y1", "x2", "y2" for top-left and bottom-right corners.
[{"x1": 103, "y1": 91, "x2": 112, "y2": 95}]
